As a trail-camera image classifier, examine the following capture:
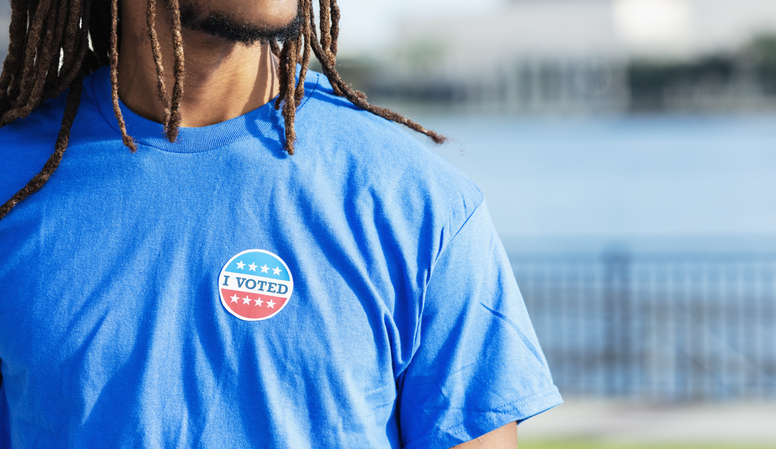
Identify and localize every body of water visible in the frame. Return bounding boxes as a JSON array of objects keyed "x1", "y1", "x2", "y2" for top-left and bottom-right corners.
[{"x1": 414, "y1": 114, "x2": 776, "y2": 253}]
